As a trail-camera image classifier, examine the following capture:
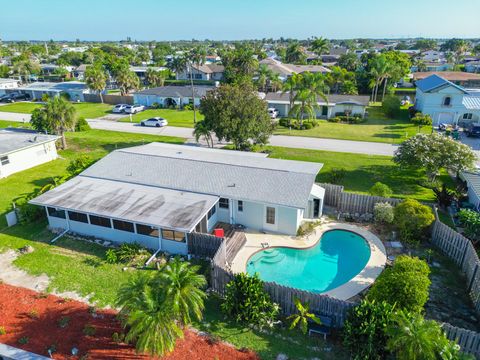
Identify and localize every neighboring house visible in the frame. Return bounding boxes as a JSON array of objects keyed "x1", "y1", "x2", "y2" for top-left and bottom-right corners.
[
  {"x1": 265, "y1": 92, "x2": 369, "y2": 119},
  {"x1": 465, "y1": 61, "x2": 480, "y2": 74},
  {"x1": 8, "y1": 81, "x2": 91, "y2": 102},
  {"x1": 413, "y1": 72, "x2": 480, "y2": 88},
  {"x1": 133, "y1": 85, "x2": 215, "y2": 107},
  {"x1": 260, "y1": 58, "x2": 330, "y2": 81},
  {"x1": 40, "y1": 64, "x2": 74, "y2": 75},
  {"x1": 0, "y1": 128, "x2": 59, "y2": 179},
  {"x1": 411, "y1": 62, "x2": 453, "y2": 73},
  {"x1": 460, "y1": 172, "x2": 480, "y2": 210},
  {"x1": 414, "y1": 74, "x2": 480, "y2": 125},
  {"x1": 30, "y1": 143, "x2": 325, "y2": 253},
  {"x1": 0, "y1": 78, "x2": 19, "y2": 94},
  {"x1": 175, "y1": 64, "x2": 225, "y2": 81},
  {"x1": 73, "y1": 64, "x2": 88, "y2": 80},
  {"x1": 130, "y1": 66, "x2": 168, "y2": 82},
  {"x1": 420, "y1": 50, "x2": 446, "y2": 63}
]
